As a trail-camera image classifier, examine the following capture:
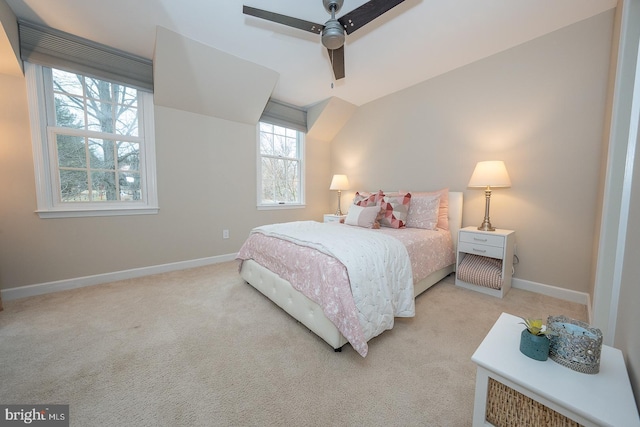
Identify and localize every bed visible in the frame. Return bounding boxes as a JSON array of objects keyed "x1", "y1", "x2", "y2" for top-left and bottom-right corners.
[{"x1": 237, "y1": 190, "x2": 463, "y2": 356}]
